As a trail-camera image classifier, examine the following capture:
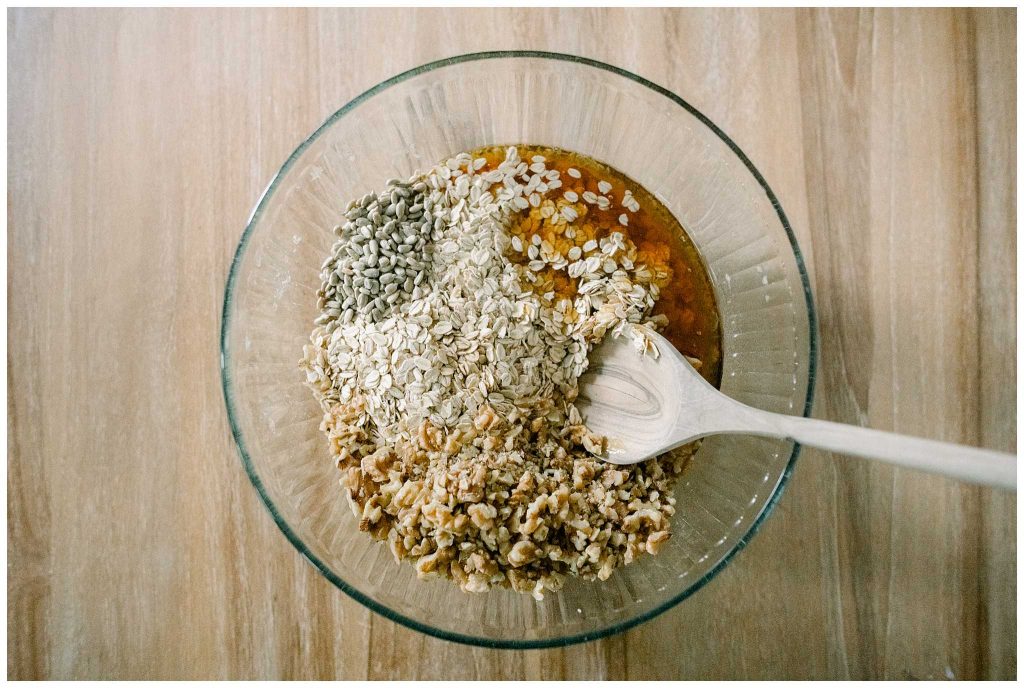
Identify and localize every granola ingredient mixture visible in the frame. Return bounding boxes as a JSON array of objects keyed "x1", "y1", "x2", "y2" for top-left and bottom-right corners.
[{"x1": 302, "y1": 146, "x2": 720, "y2": 599}]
